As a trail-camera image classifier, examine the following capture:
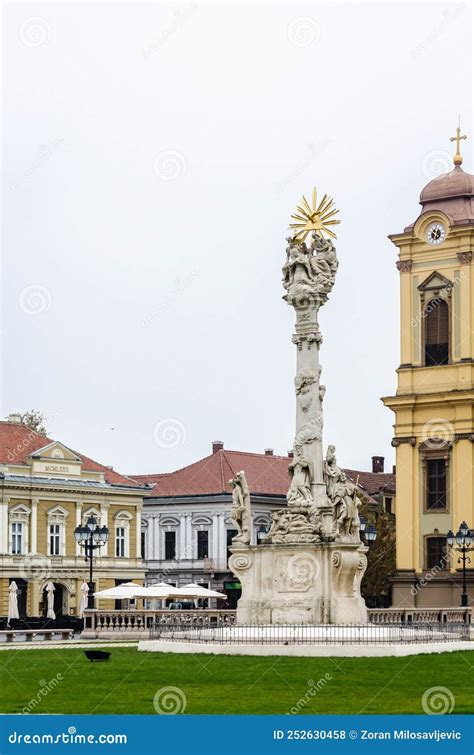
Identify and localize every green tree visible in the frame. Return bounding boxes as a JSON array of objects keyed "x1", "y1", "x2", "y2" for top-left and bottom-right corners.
[{"x1": 360, "y1": 502, "x2": 396, "y2": 601}]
